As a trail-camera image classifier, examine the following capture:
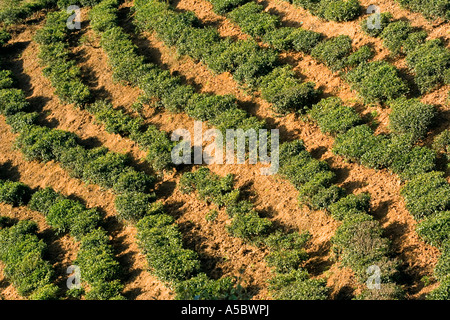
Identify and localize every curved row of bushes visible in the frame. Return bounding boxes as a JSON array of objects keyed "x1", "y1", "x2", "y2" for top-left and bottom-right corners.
[
  {"x1": 395, "y1": 0, "x2": 450, "y2": 20},
  {"x1": 133, "y1": 0, "x2": 321, "y2": 115},
  {"x1": 179, "y1": 167, "x2": 329, "y2": 300},
  {"x1": 35, "y1": 9, "x2": 176, "y2": 172},
  {"x1": 361, "y1": 13, "x2": 450, "y2": 94},
  {"x1": 0, "y1": 175, "x2": 125, "y2": 299}
]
